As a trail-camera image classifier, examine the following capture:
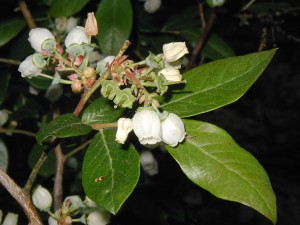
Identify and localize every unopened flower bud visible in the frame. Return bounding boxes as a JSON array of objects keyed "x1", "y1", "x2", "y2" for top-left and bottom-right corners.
[
  {"x1": 28, "y1": 28, "x2": 56, "y2": 53},
  {"x1": 87, "y1": 211, "x2": 111, "y2": 225},
  {"x1": 63, "y1": 195, "x2": 84, "y2": 214},
  {"x1": 144, "y1": 0, "x2": 161, "y2": 13},
  {"x1": 163, "y1": 42, "x2": 189, "y2": 62},
  {"x1": 32, "y1": 185, "x2": 52, "y2": 211},
  {"x1": 85, "y1": 12, "x2": 98, "y2": 36},
  {"x1": 18, "y1": 54, "x2": 42, "y2": 78},
  {"x1": 84, "y1": 196, "x2": 98, "y2": 207},
  {"x1": 83, "y1": 67, "x2": 96, "y2": 79},
  {"x1": 133, "y1": 108, "x2": 162, "y2": 145},
  {"x1": 140, "y1": 151, "x2": 159, "y2": 175},
  {"x1": 71, "y1": 80, "x2": 83, "y2": 93},
  {"x1": 65, "y1": 26, "x2": 89, "y2": 48},
  {"x1": 2, "y1": 212, "x2": 18, "y2": 225},
  {"x1": 116, "y1": 118, "x2": 133, "y2": 144},
  {"x1": 161, "y1": 113, "x2": 186, "y2": 147},
  {"x1": 159, "y1": 68, "x2": 182, "y2": 82}
]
